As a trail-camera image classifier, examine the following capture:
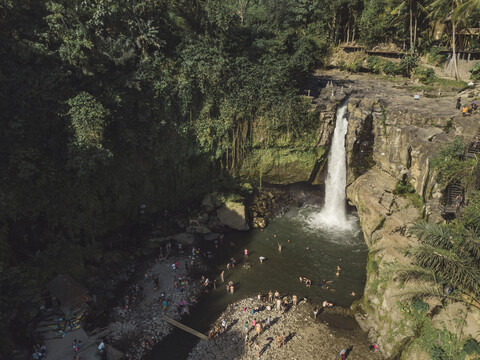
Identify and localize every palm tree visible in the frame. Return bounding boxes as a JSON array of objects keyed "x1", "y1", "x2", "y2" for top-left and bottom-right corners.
[
  {"x1": 389, "y1": 222, "x2": 480, "y2": 308},
  {"x1": 429, "y1": 0, "x2": 480, "y2": 80},
  {"x1": 391, "y1": 0, "x2": 429, "y2": 52}
]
